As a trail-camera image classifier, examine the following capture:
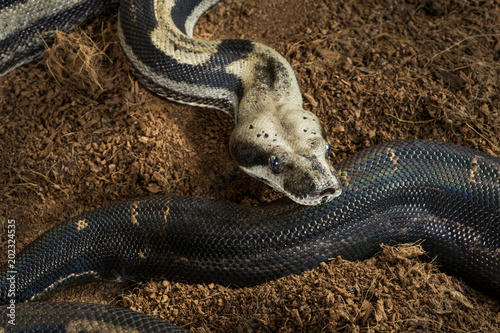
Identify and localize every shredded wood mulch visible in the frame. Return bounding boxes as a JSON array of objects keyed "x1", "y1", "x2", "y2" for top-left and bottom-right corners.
[{"x1": 1, "y1": 0, "x2": 499, "y2": 331}]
